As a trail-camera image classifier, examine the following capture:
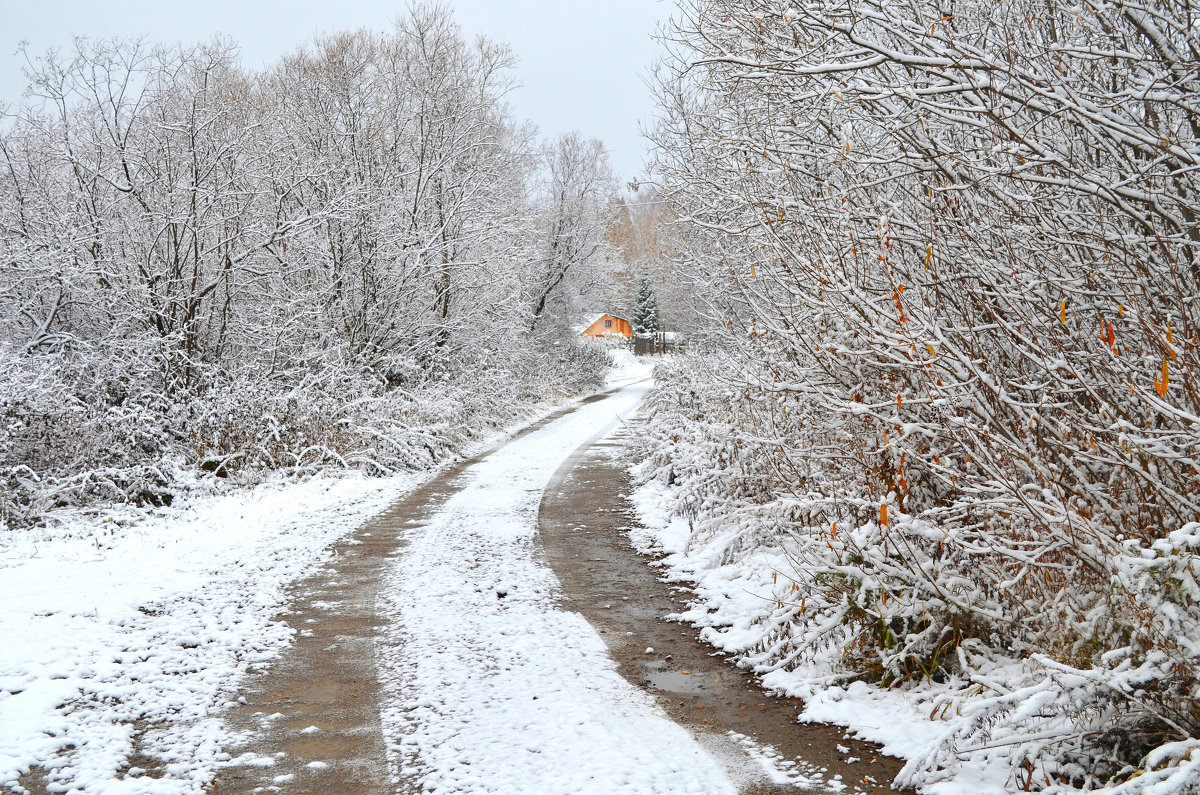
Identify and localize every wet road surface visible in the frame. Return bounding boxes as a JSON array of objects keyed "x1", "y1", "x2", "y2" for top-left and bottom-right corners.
[
  {"x1": 538, "y1": 427, "x2": 909, "y2": 795},
  {"x1": 210, "y1": 398, "x2": 606, "y2": 794},
  {"x1": 202, "y1": 388, "x2": 907, "y2": 794}
]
